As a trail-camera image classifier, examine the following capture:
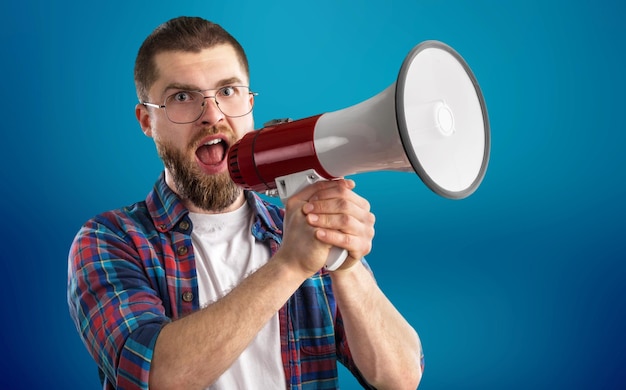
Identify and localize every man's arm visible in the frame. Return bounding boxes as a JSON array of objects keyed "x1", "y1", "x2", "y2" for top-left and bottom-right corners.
[
  {"x1": 149, "y1": 254, "x2": 303, "y2": 389},
  {"x1": 302, "y1": 179, "x2": 423, "y2": 389},
  {"x1": 331, "y1": 264, "x2": 423, "y2": 389}
]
